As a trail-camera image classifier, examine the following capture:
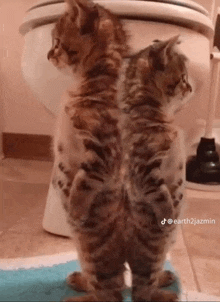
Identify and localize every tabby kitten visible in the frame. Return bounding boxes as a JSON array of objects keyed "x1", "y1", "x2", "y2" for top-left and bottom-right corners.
[
  {"x1": 48, "y1": 0, "x2": 128, "y2": 301},
  {"x1": 119, "y1": 36, "x2": 192, "y2": 302},
  {"x1": 48, "y1": 0, "x2": 192, "y2": 300}
]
